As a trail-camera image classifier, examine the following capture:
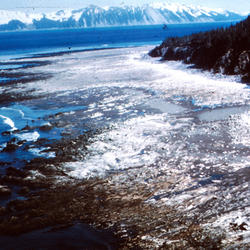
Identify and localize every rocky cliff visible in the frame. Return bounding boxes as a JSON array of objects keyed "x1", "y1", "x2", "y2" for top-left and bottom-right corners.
[{"x1": 149, "y1": 16, "x2": 250, "y2": 83}]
